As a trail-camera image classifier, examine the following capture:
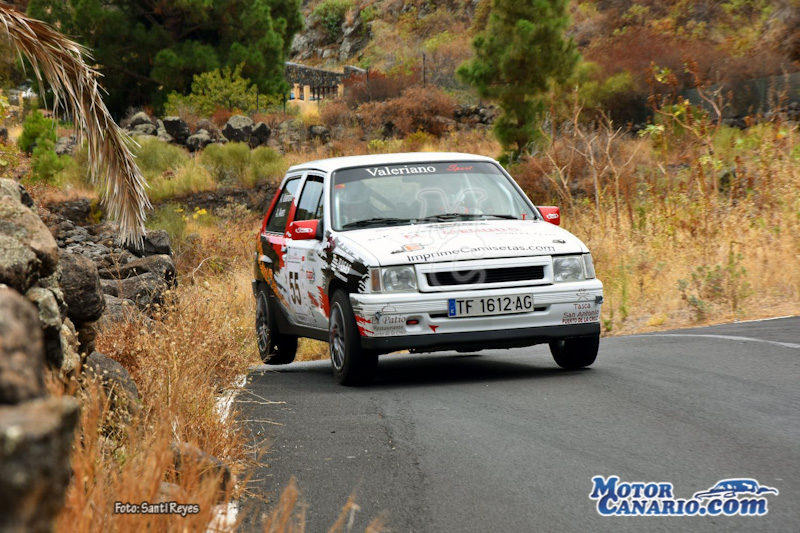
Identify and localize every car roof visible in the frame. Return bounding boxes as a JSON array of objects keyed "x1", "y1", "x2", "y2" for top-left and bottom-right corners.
[{"x1": 287, "y1": 152, "x2": 497, "y2": 174}]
